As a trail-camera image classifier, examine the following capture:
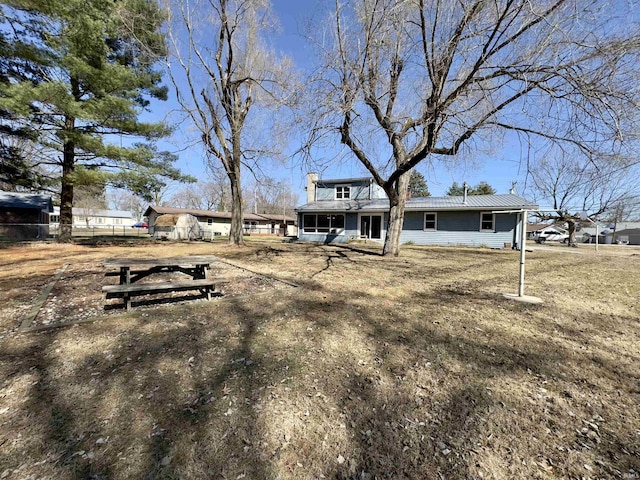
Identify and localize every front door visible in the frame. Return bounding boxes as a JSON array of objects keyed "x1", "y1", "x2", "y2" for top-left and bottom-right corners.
[{"x1": 360, "y1": 215, "x2": 382, "y2": 240}]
